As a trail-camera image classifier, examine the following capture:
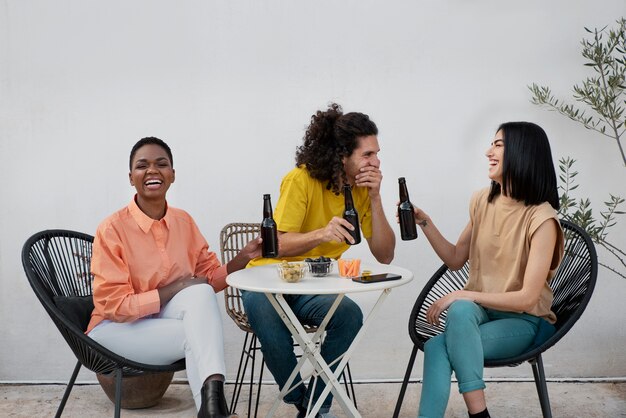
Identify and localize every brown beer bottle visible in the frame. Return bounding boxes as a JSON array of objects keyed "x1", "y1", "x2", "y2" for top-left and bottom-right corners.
[
  {"x1": 398, "y1": 177, "x2": 418, "y2": 240},
  {"x1": 342, "y1": 185, "x2": 361, "y2": 245},
  {"x1": 261, "y1": 194, "x2": 279, "y2": 257}
]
